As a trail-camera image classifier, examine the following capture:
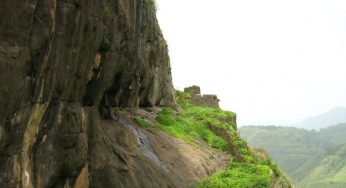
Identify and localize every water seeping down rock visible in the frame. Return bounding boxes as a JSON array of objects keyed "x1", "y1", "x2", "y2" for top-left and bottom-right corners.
[{"x1": 0, "y1": 0, "x2": 205, "y2": 187}]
